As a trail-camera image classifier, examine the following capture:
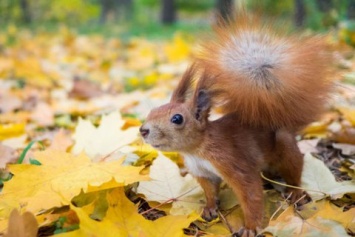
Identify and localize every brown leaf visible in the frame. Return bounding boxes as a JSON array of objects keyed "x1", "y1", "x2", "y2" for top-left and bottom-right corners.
[
  {"x1": 48, "y1": 129, "x2": 73, "y2": 151},
  {"x1": 69, "y1": 78, "x2": 104, "y2": 99},
  {"x1": 0, "y1": 94, "x2": 22, "y2": 113},
  {"x1": 331, "y1": 128, "x2": 355, "y2": 144},
  {"x1": 30, "y1": 102, "x2": 54, "y2": 127},
  {"x1": 4, "y1": 209, "x2": 38, "y2": 237},
  {"x1": 0, "y1": 144, "x2": 18, "y2": 169}
]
